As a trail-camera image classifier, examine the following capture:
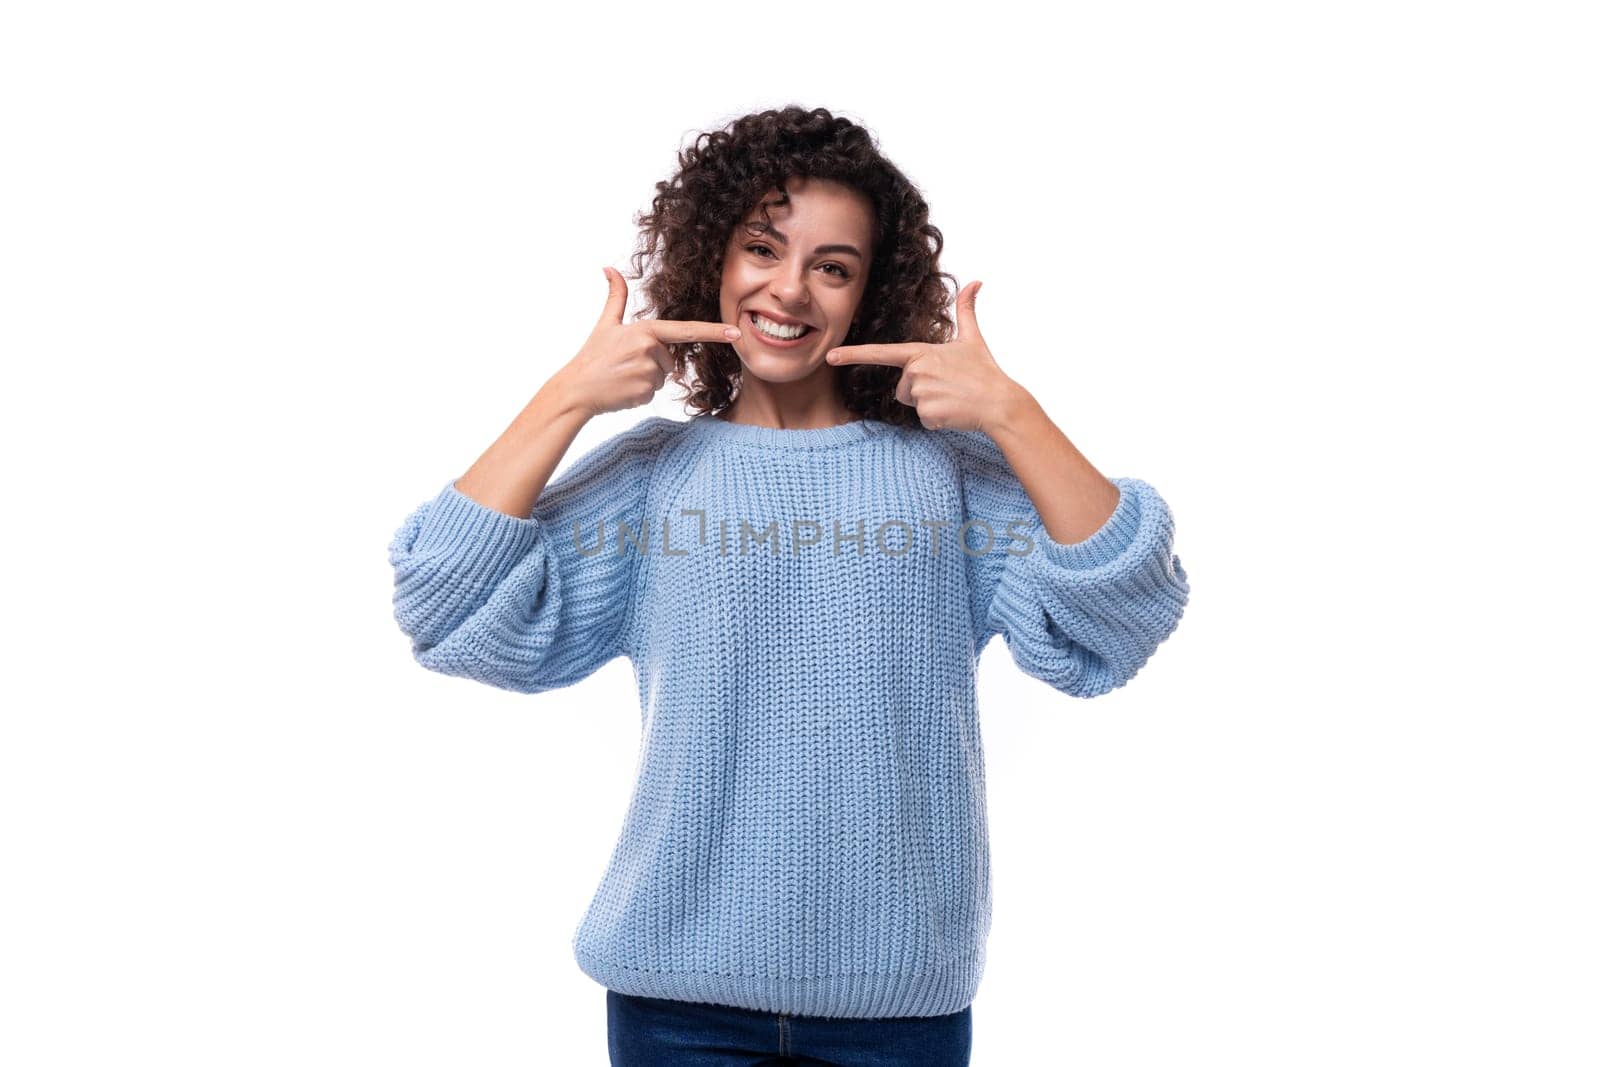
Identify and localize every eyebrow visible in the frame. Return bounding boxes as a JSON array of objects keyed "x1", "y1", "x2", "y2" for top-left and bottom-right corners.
[{"x1": 751, "y1": 223, "x2": 864, "y2": 261}]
